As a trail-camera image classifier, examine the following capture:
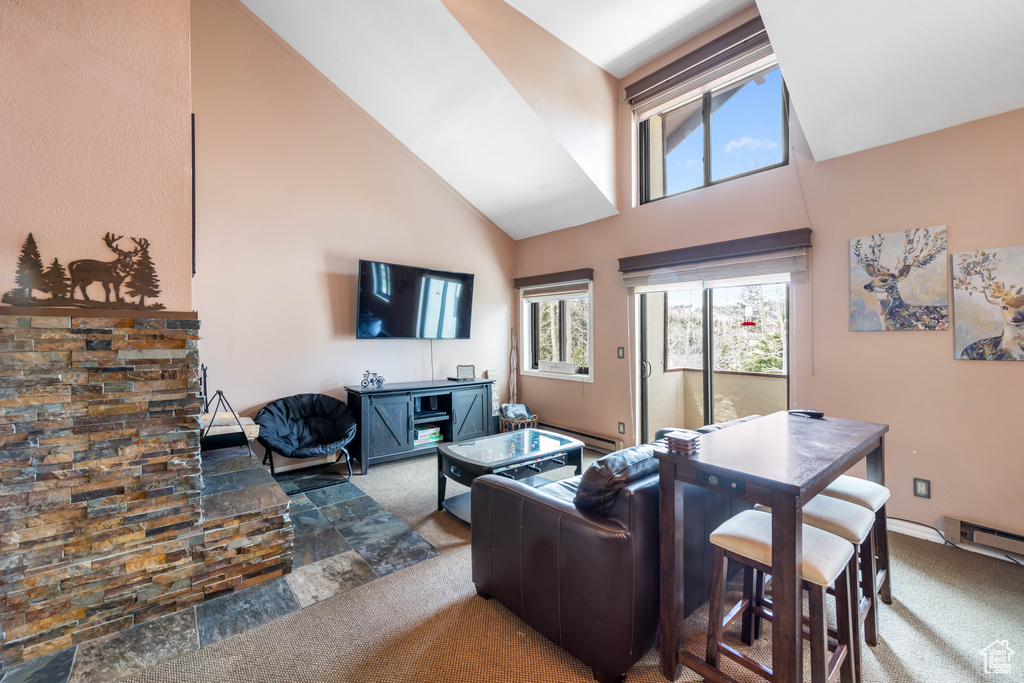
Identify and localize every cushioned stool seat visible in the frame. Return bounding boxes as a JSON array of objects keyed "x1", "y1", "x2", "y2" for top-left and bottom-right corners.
[
  {"x1": 822, "y1": 475, "x2": 890, "y2": 512},
  {"x1": 711, "y1": 510, "x2": 854, "y2": 586},
  {"x1": 822, "y1": 474, "x2": 893, "y2": 609},
  {"x1": 757, "y1": 496, "x2": 879, "y2": 682},
  {"x1": 755, "y1": 496, "x2": 874, "y2": 545},
  {"x1": 705, "y1": 510, "x2": 857, "y2": 683}
]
